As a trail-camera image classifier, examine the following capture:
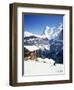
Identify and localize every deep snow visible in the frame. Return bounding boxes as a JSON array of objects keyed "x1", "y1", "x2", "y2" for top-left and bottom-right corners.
[{"x1": 24, "y1": 58, "x2": 64, "y2": 76}]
